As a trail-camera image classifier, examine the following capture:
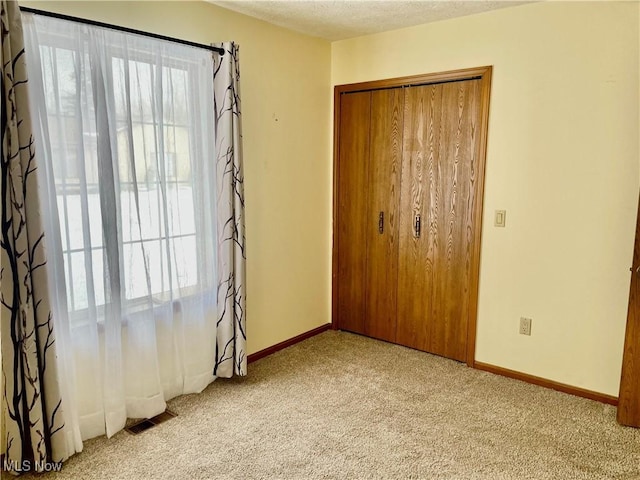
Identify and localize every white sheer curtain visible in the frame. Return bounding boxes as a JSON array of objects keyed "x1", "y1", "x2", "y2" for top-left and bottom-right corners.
[{"x1": 23, "y1": 14, "x2": 219, "y2": 440}]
